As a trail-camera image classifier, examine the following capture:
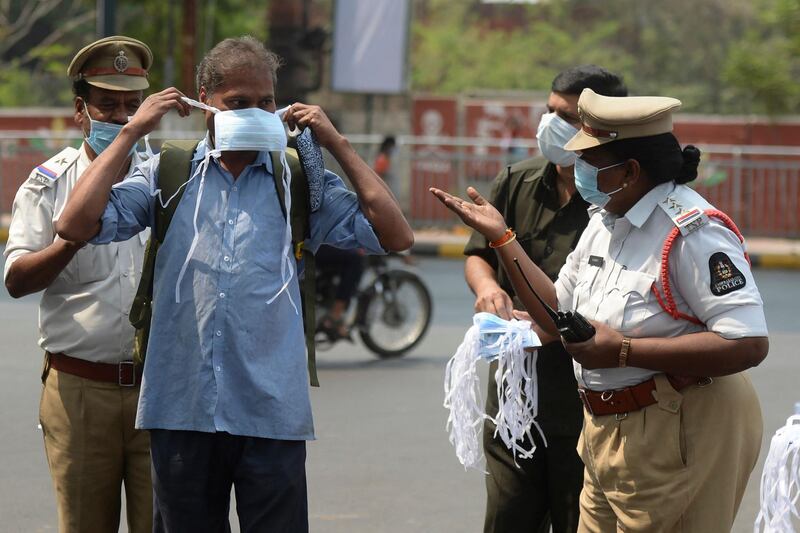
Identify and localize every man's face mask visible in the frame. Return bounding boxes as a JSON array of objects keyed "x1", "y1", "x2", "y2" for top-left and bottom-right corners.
[
  {"x1": 81, "y1": 100, "x2": 134, "y2": 156},
  {"x1": 213, "y1": 107, "x2": 287, "y2": 152},
  {"x1": 536, "y1": 112, "x2": 579, "y2": 167},
  {"x1": 574, "y1": 157, "x2": 627, "y2": 208}
]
